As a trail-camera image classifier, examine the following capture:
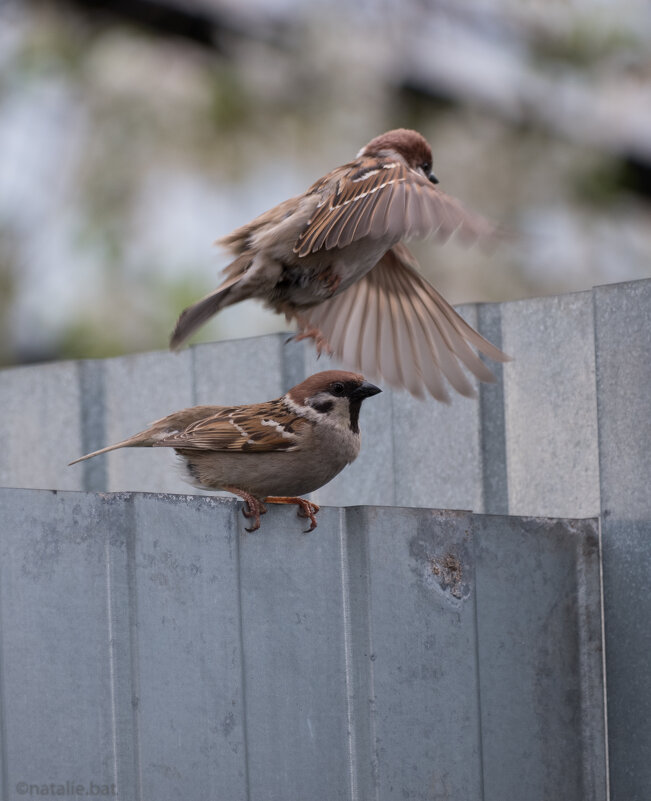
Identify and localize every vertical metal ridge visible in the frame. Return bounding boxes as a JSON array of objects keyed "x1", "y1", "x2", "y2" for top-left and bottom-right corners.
[
  {"x1": 387, "y1": 389, "x2": 398, "y2": 507},
  {"x1": 341, "y1": 506, "x2": 380, "y2": 801},
  {"x1": 234, "y1": 505, "x2": 252, "y2": 801},
  {"x1": 125, "y1": 496, "x2": 144, "y2": 801},
  {"x1": 596, "y1": 517, "x2": 611, "y2": 801},
  {"x1": 477, "y1": 302, "x2": 509, "y2": 514},
  {"x1": 0, "y1": 535, "x2": 10, "y2": 801},
  {"x1": 339, "y1": 507, "x2": 359, "y2": 801},
  {"x1": 593, "y1": 279, "x2": 651, "y2": 801},
  {"x1": 103, "y1": 493, "x2": 142, "y2": 800},
  {"x1": 105, "y1": 533, "x2": 120, "y2": 790},
  {"x1": 78, "y1": 359, "x2": 107, "y2": 491},
  {"x1": 574, "y1": 518, "x2": 609, "y2": 801},
  {"x1": 470, "y1": 515, "x2": 487, "y2": 801},
  {"x1": 591, "y1": 283, "x2": 610, "y2": 801}
]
